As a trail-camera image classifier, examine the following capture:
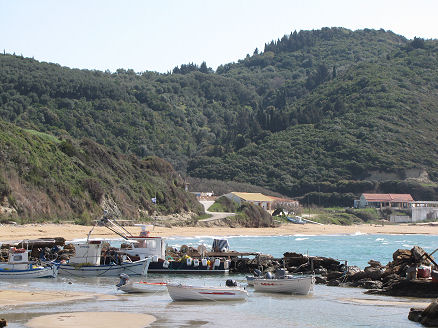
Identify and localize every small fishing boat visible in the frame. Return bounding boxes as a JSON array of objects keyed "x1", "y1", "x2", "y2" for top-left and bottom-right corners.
[
  {"x1": 58, "y1": 241, "x2": 151, "y2": 277},
  {"x1": 0, "y1": 247, "x2": 58, "y2": 279},
  {"x1": 97, "y1": 217, "x2": 231, "y2": 273},
  {"x1": 116, "y1": 273, "x2": 167, "y2": 293},
  {"x1": 287, "y1": 216, "x2": 305, "y2": 224},
  {"x1": 252, "y1": 275, "x2": 315, "y2": 295},
  {"x1": 167, "y1": 280, "x2": 247, "y2": 301}
]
